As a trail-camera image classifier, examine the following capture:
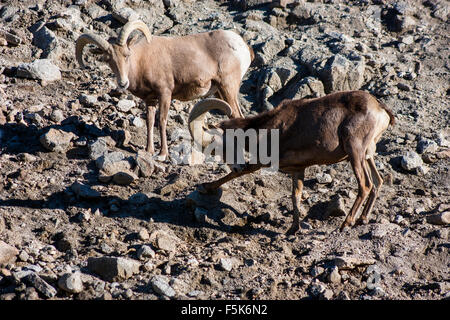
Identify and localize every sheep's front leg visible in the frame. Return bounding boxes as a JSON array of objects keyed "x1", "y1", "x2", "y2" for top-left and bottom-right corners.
[
  {"x1": 156, "y1": 91, "x2": 171, "y2": 161},
  {"x1": 287, "y1": 169, "x2": 305, "y2": 235},
  {"x1": 146, "y1": 105, "x2": 156, "y2": 154},
  {"x1": 199, "y1": 163, "x2": 261, "y2": 194}
]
